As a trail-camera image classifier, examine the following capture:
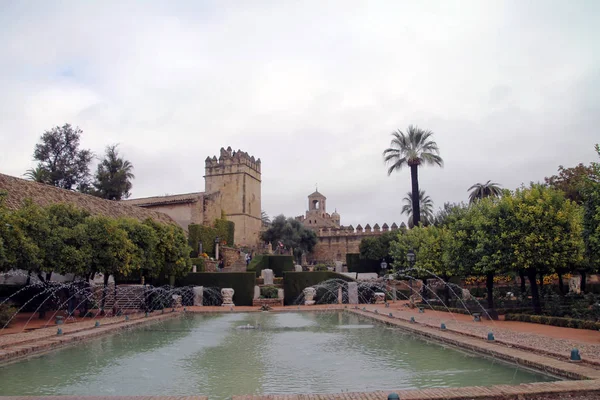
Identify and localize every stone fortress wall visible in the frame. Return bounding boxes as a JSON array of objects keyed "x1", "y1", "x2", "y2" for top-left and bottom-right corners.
[
  {"x1": 122, "y1": 146, "x2": 261, "y2": 247},
  {"x1": 296, "y1": 190, "x2": 403, "y2": 264},
  {"x1": 310, "y1": 223, "x2": 402, "y2": 263}
]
